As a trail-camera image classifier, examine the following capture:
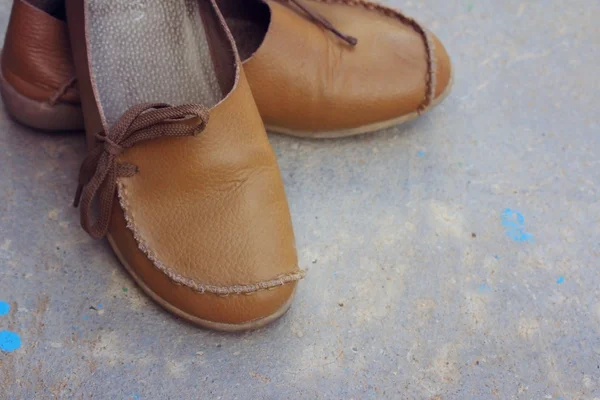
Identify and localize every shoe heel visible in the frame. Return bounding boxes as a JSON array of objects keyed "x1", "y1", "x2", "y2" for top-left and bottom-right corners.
[{"x1": 0, "y1": 65, "x2": 84, "y2": 132}]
